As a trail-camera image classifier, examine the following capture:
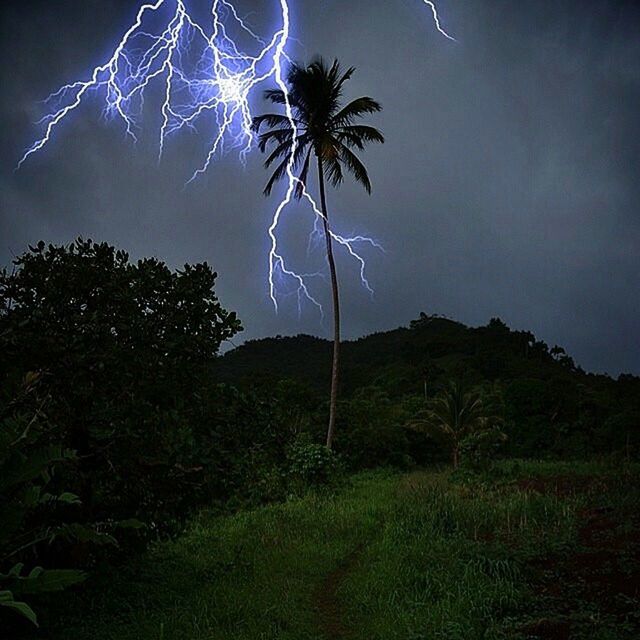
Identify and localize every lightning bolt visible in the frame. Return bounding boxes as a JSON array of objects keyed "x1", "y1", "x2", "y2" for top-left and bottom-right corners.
[
  {"x1": 420, "y1": 1, "x2": 457, "y2": 41},
  {"x1": 18, "y1": 0, "x2": 455, "y2": 317}
]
